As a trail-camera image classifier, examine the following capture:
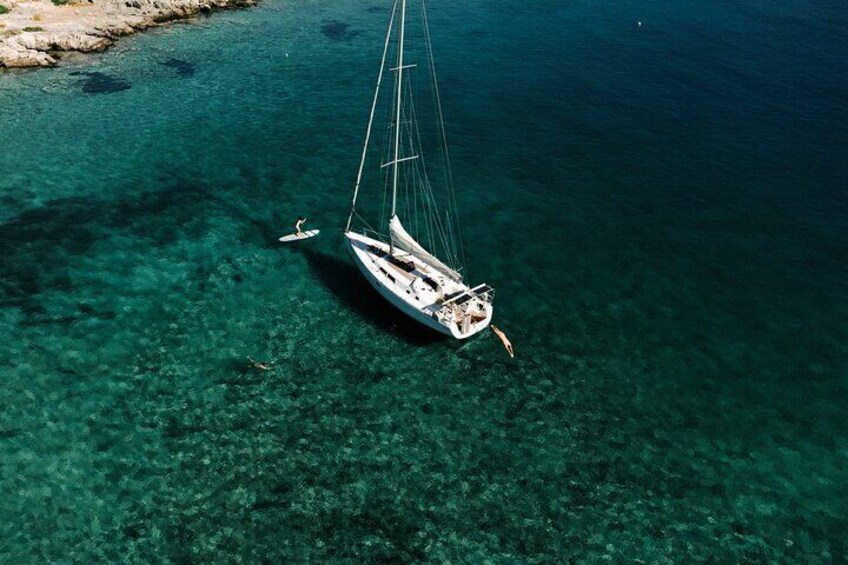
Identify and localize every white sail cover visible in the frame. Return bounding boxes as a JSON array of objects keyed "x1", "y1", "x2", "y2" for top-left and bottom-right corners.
[{"x1": 389, "y1": 216, "x2": 462, "y2": 282}]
